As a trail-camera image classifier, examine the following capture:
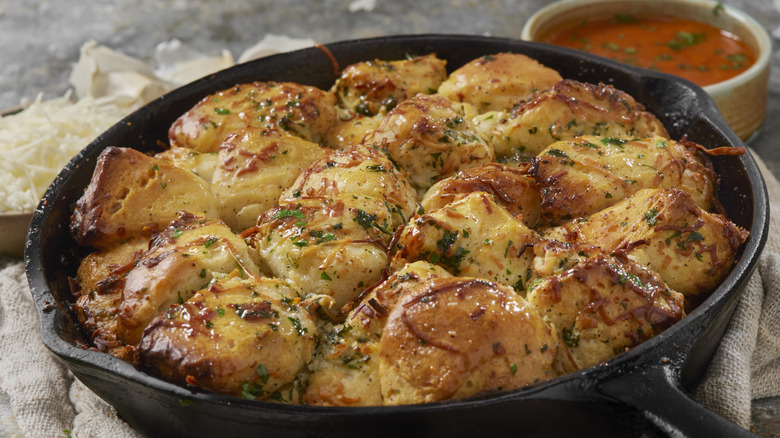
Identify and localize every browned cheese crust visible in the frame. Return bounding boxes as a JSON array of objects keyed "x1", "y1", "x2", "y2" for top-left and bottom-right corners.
[
  {"x1": 392, "y1": 192, "x2": 539, "y2": 291},
  {"x1": 437, "y1": 52, "x2": 563, "y2": 113},
  {"x1": 487, "y1": 80, "x2": 669, "y2": 160},
  {"x1": 526, "y1": 253, "x2": 685, "y2": 370},
  {"x1": 73, "y1": 236, "x2": 149, "y2": 360},
  {"x1": 534, "y1": 135, "x2": 717, "y2": 225},
  {"x1": 70, "y1": 147, "x2": 215, "y2": 250},
  {"x1": 169, "y1": 81, "x2": 338, "y2": 151},
  {"x1": 421, "y1": 162, "x2": 541, "y2": 227},
  {"x1": 379, "y1": 277, "x2": 561, "y2": 404},
  {"x1": 363, "y1": 93, "x2": 495, "y2": 193},
  {"x1": 67, "y1": 51, "x2": 748, "y2": 407},
  {"x1": 544, "y1": 188, "x2": 749, "y2": 297},
  {"x1": 332, "y1": 53, "x2": 448, "y2": 116},
  {"x1": 210, "y1": 127, "x2": 329, "y2": 231},
  {"x1": 116, "y1": 213, "x2": 260, "y2": 347},
  {"x1": 247, "y1": 145, "x2": 418, "y2": 316},
  {"x1": 138, "y1": 276, "x2": 315, "y2": 401},
  {"x1": 304, "y1": 261, "x2": 452, "y2": 406}
]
